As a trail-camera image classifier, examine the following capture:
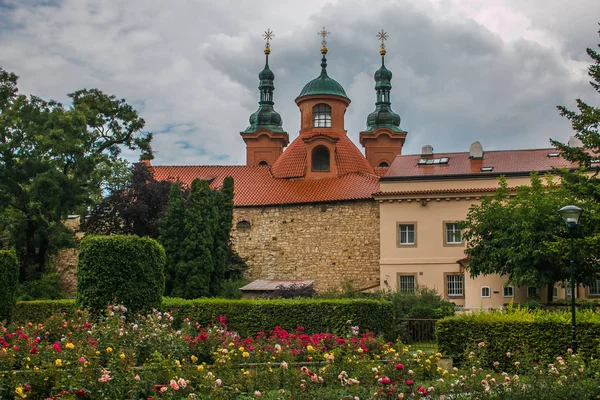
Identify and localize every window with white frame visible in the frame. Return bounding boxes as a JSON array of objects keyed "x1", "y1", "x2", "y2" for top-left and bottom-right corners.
[
  {"x1": 553, "y1": 286, "x2": 558, "y2": 298},
  {"x1": 588, "y1": 280, "x2": 600, "y2": 296},
  {"x1": 398, "y1": 275, "x2": 415, "y2": 294},
  {"x1": 566, "y1": 285, "x2": 575, "y2": 298},
  {"x1": 481, "y1": 286, "x2": 491, "y2": 298},
  {"x1": 446, "y1": 274, "x2": 464, "y2": 297},
  {"x1": 398, "y1": 224, "x2": 415, "y2": 245},
  {"x1": 527, "y1": 287, "x2": 538, "y2": 298},
  {"x1": 503, "y1": 286, "x2": 514, "y2": 298},
  {"x1": 445, "y1": 223, "x2": 462, "y2": 244},
  {"x1": 313, "y1": 103, "x2": 332, "y2": 128}
]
